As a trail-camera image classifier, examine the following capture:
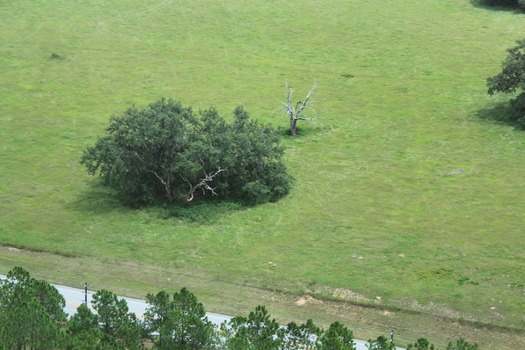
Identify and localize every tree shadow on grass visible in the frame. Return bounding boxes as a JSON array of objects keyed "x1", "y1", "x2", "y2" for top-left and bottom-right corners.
[
  {"x1": 279, "y1": 124, "x2": 319, "y2": 138},
  {"x1": 475, "y1": 100, "x2": 525, "y2": 130},
  {"x1": 68, "y1": 181, "x2": 249, "y2": 224},
  {"x1": 66, "y1": 181, "x2": 126, "y2": 215},
  {"x1": 159, "y1": 199, "x2": 248, "y2": 224},
  {"x1": 470, "y1": 0, "x2": 524, "y2": 13}
]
